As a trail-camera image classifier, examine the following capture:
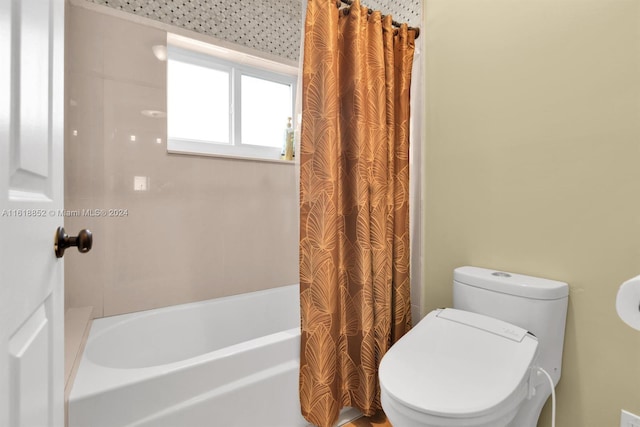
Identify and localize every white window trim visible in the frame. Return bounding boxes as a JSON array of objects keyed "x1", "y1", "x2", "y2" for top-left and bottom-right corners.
[{"x1": 166, "y1": 33, "x2": 298, "y2": 162}]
